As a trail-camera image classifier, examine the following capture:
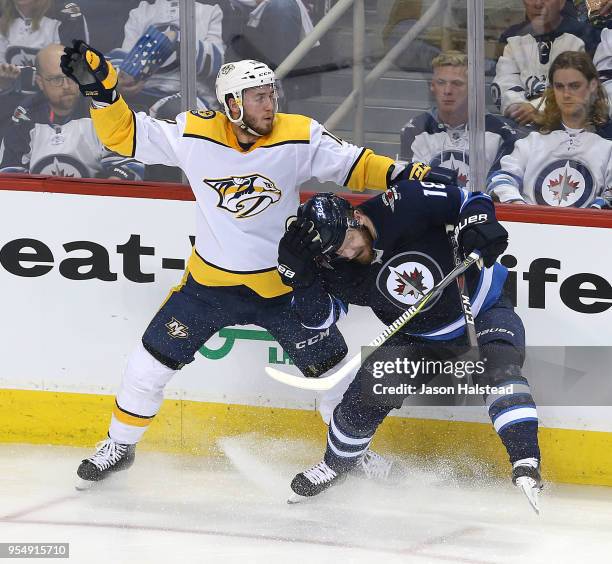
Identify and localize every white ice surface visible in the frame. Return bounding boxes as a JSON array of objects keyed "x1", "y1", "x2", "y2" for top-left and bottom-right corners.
[{"x1": 1, "y1": 439, "x2": 612, "y2": 564}]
